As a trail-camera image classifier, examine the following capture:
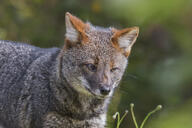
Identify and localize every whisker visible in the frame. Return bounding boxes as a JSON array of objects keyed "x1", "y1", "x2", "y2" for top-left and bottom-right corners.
[{"x1": 126, "y1": 73, "x2": 139, "y2": 79}]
